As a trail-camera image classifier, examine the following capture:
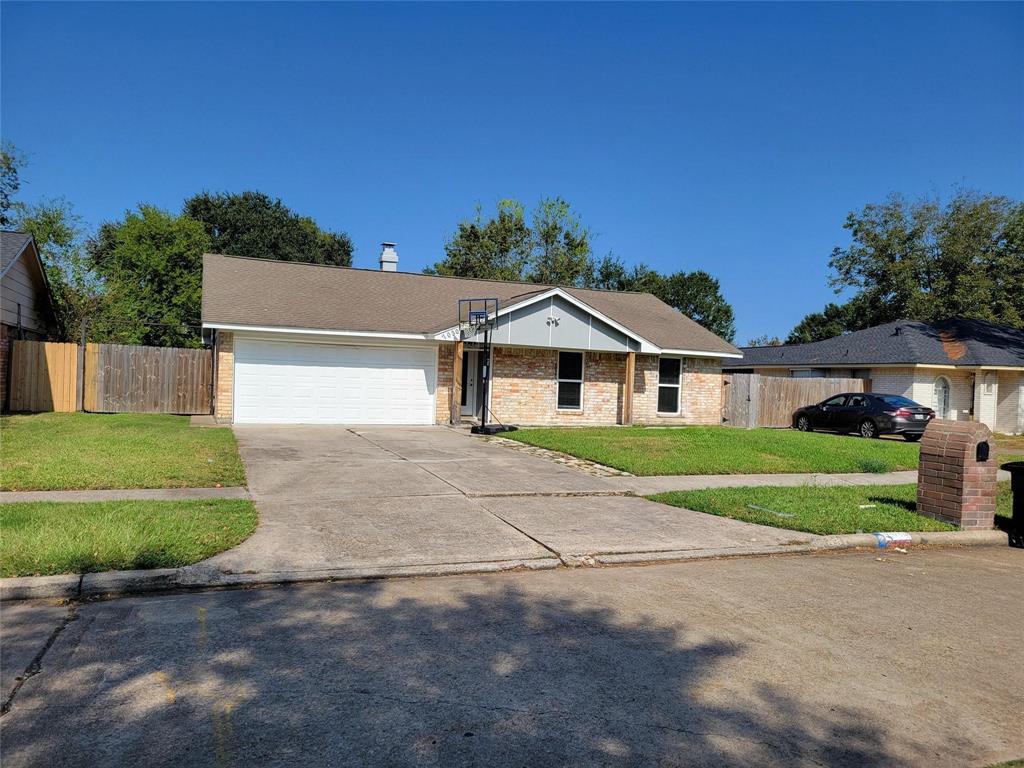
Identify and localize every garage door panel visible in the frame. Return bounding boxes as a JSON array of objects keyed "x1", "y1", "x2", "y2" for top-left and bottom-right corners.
[{"x1": 233, "y1": 339, "x2": 437, "y2": 425}]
